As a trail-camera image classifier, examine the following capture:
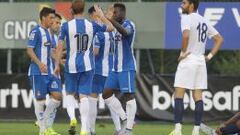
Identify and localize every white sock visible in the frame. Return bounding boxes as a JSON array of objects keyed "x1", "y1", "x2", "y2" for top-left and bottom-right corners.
[
  {"x1": 109, "y1": 106, "x2": 121, "y2": 131},
  {"x1": 175, "y1": 123, "x2": 182, "y2": 133},
  {"x1": 193, "y1": 125, "x2": 200, "y2": 134},
  {"x1": 34, "y1": 100, "x2": 46, "y2": 133},
  {"x1": 44, "y1": 98, "x2": 60, "y2": 129},
  {"x1": 126, "y1": 99, "x2": 137, "y2": 130},
  {"x1": 66, "y1": 95, "x2": 76, "y2": 120},
  {"x1": 105, "y1": 95, "x2": 127, "y2": 121},
  {"x1": 79, "y1": 97, "x2": 90, "y2": 133},
  {"x1": 88, "y1": 97, "x2": 98, "y2": 133},
  {"x1": 47, "y1": 108, "x2": 57, "y2": 129}
]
